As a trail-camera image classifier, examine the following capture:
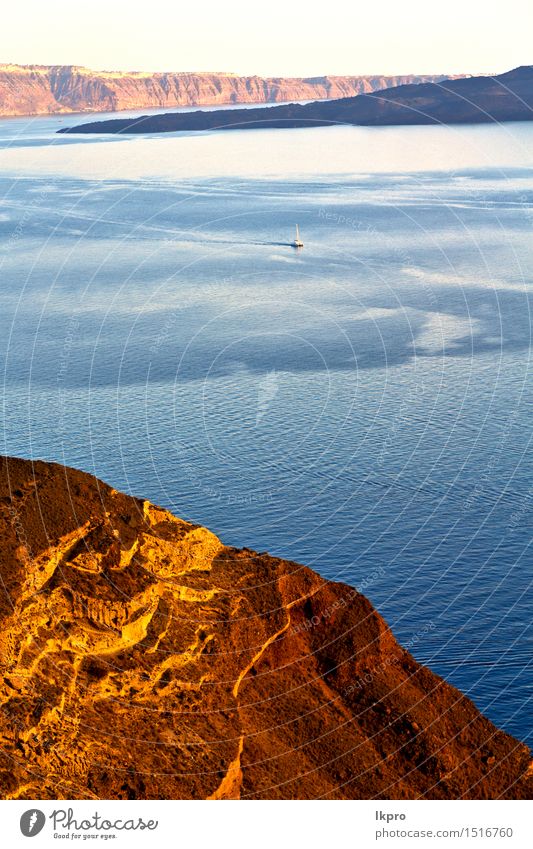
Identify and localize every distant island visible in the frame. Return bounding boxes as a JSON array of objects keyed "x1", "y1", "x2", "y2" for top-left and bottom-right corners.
[
  {"x1": 59, "y1": 66, "x2": 533, "y2": 135},
  {"x1": 0, "y1": 64, "x2": 461, "y2": 118}
]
